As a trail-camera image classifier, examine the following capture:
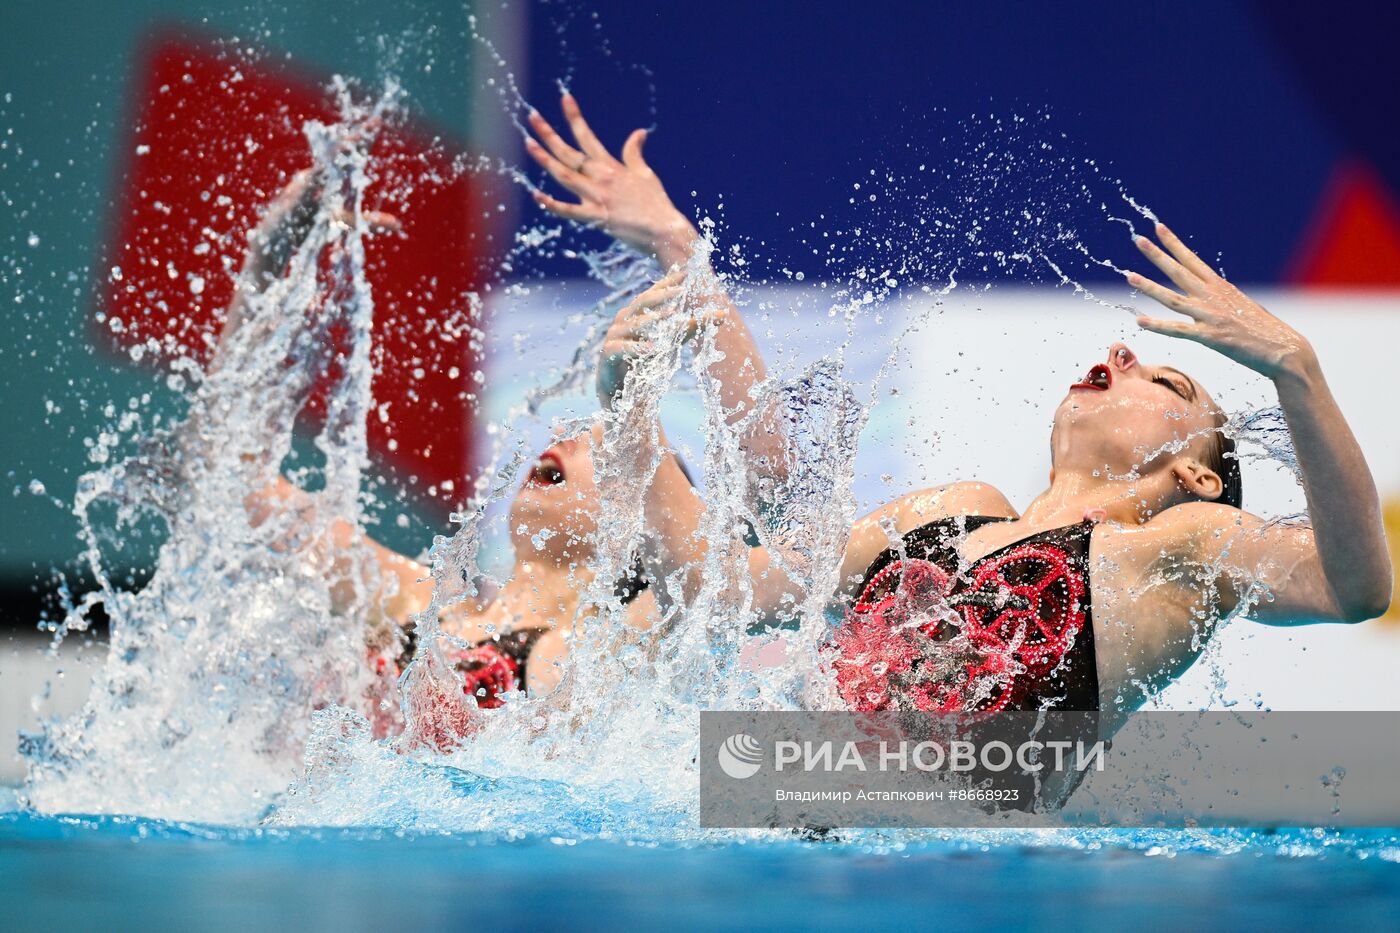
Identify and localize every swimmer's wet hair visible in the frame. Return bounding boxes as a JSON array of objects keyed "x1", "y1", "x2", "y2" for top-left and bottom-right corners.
[
  {"x1": 1203, "y1": 414, "x2": 1243, "y2": 510},
  {"x1": 614, "y1": 554, "x2": 652, "y2": 606}
]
